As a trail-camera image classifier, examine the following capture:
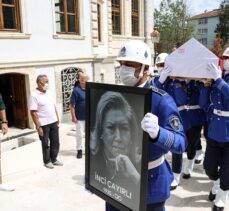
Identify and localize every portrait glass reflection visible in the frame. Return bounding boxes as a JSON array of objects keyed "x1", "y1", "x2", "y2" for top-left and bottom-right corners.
[{"x1": 89, "y1": 89, "x2": 145, "y2": 211}]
